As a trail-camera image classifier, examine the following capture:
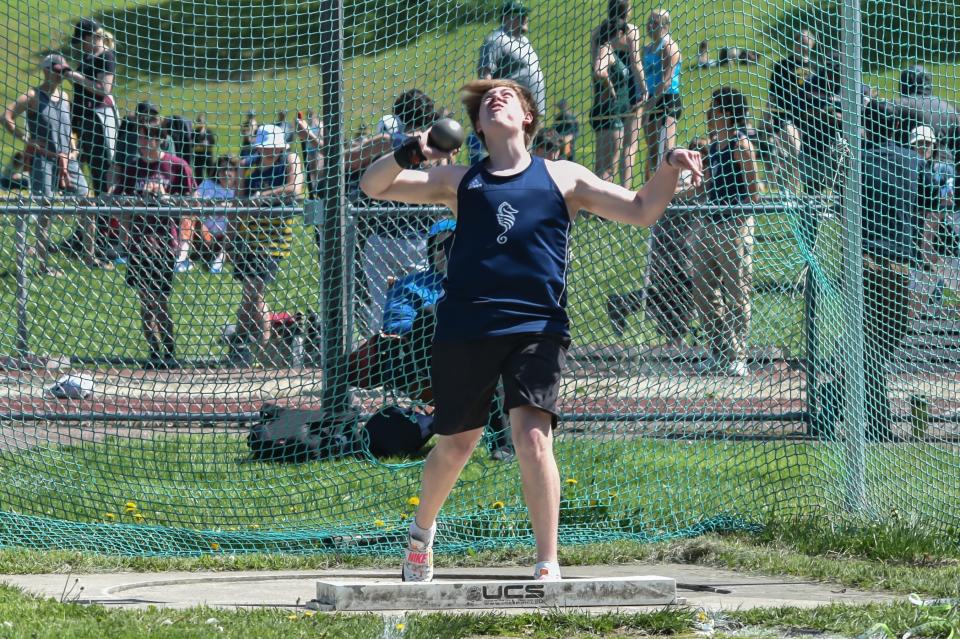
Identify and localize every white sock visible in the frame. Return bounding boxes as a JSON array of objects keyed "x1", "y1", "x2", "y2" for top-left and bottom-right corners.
[{"x1": 409, "y1": 520, "x2": 435, "y2": 547}]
